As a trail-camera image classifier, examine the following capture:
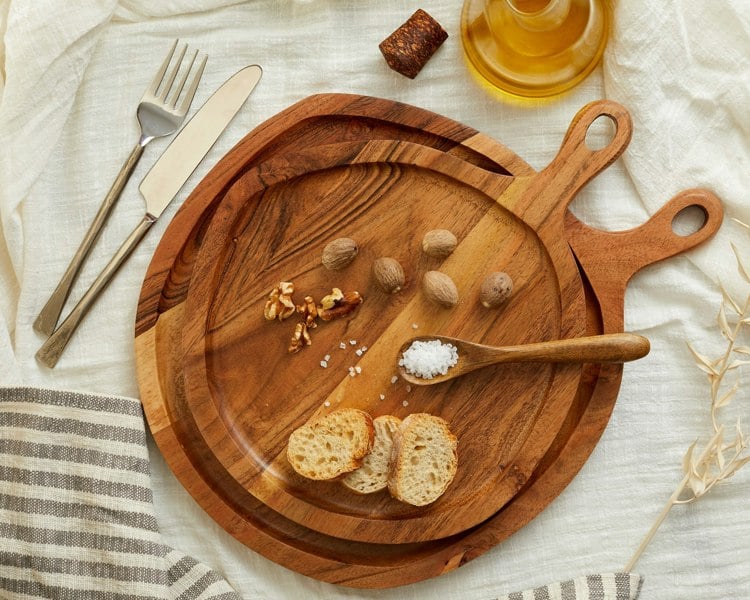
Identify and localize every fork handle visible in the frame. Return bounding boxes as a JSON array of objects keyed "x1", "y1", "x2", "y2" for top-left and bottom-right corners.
[
  {"x1": 35, "y1": 215, "x2": 155, "y2": 368},
  {"x1": 33, "y1": 141, "x2": 147, "y2": 336}
]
